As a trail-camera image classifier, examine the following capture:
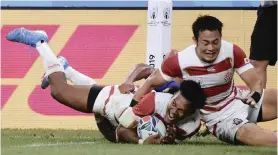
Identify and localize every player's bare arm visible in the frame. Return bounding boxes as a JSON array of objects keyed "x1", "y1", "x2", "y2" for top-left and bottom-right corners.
[
  {"x1": 239, "y1": 69, "x2": 263, "y2": 93},
  {"x1": 126, "y1": 48, "x2": 179, "y2": 85},
  {"x1": 124, "y1": 63, "x2": 154, "y2": 84},
  {"x1": 119, "y1": 63, "x2": 155, "y2": 94},
  {"x1": 133, "y1": 69, "x2": 168, "y2": 102},
  {"x1": 233, "y1": 44, "x2": 264, "y2": 107},
  {"x1": 238, "y1": 69, "x2": 263, "y2": 107},
  {"x1": 133, "y1": 51, "x2": 182, "y2": 103}
]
